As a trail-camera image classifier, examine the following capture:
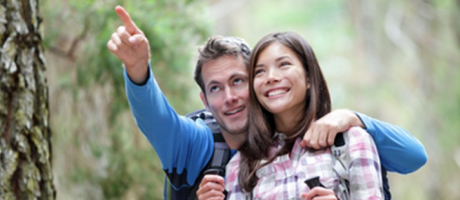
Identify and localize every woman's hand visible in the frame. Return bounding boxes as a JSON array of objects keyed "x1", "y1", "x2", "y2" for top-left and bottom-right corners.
[{"x1": 302, "y1": 187, "x2": 337, "y2": 200}]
